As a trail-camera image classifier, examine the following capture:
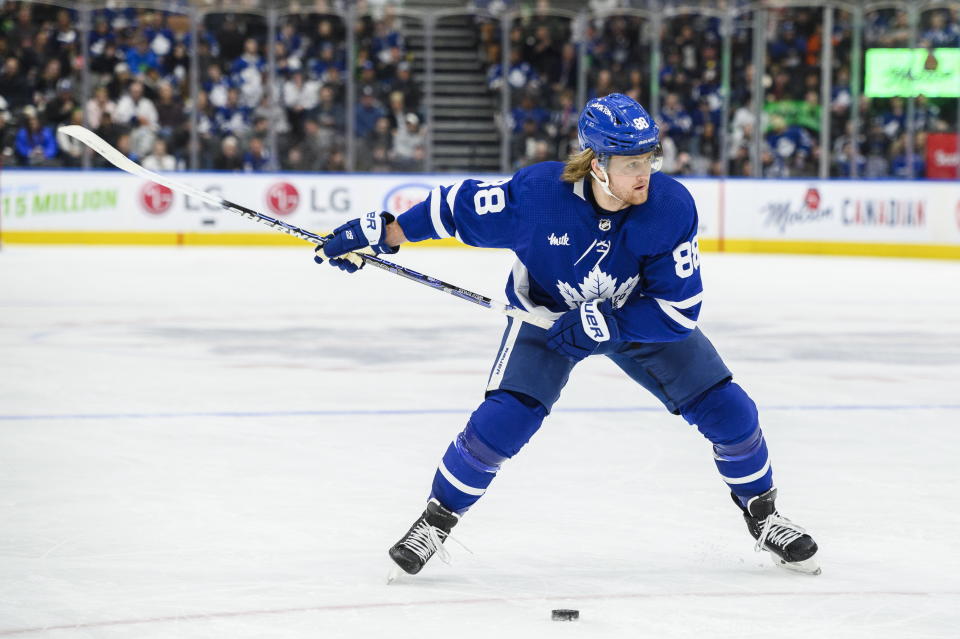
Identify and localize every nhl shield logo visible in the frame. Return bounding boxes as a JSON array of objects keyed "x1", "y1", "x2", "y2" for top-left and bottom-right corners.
[{"x1": 599, "y1": 218, "x2": 612, "y2": 231}]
